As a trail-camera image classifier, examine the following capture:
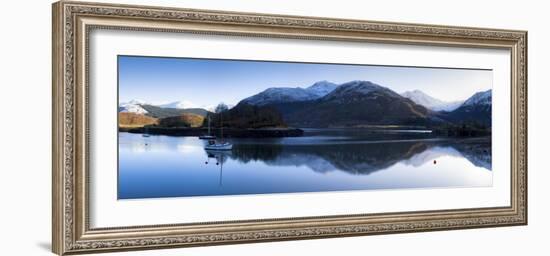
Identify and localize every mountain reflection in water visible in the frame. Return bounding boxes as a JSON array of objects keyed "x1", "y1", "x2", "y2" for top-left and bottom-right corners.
[
  {"x1": 118, "y1": 131, "x2": 492, "y2": 199},
  {"x1": 229, "y1": 139, "x2": 491, "y2": 175}
]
